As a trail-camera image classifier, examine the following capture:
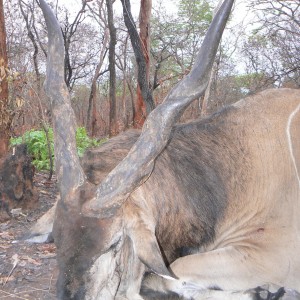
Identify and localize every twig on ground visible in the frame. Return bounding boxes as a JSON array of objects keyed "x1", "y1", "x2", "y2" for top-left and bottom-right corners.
[
  {"x1": 48, "y1": 273, "x2": 54, "y2": 292},
  {"x1": 0, "y1": 285, "x2": 55, "y2": 299},
  {"x1": 0, "y1": 289, "x2": 29, "y2": 300},
  {"x1": 3, "y1": 254, "x2": 19, "y2": 286}
]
